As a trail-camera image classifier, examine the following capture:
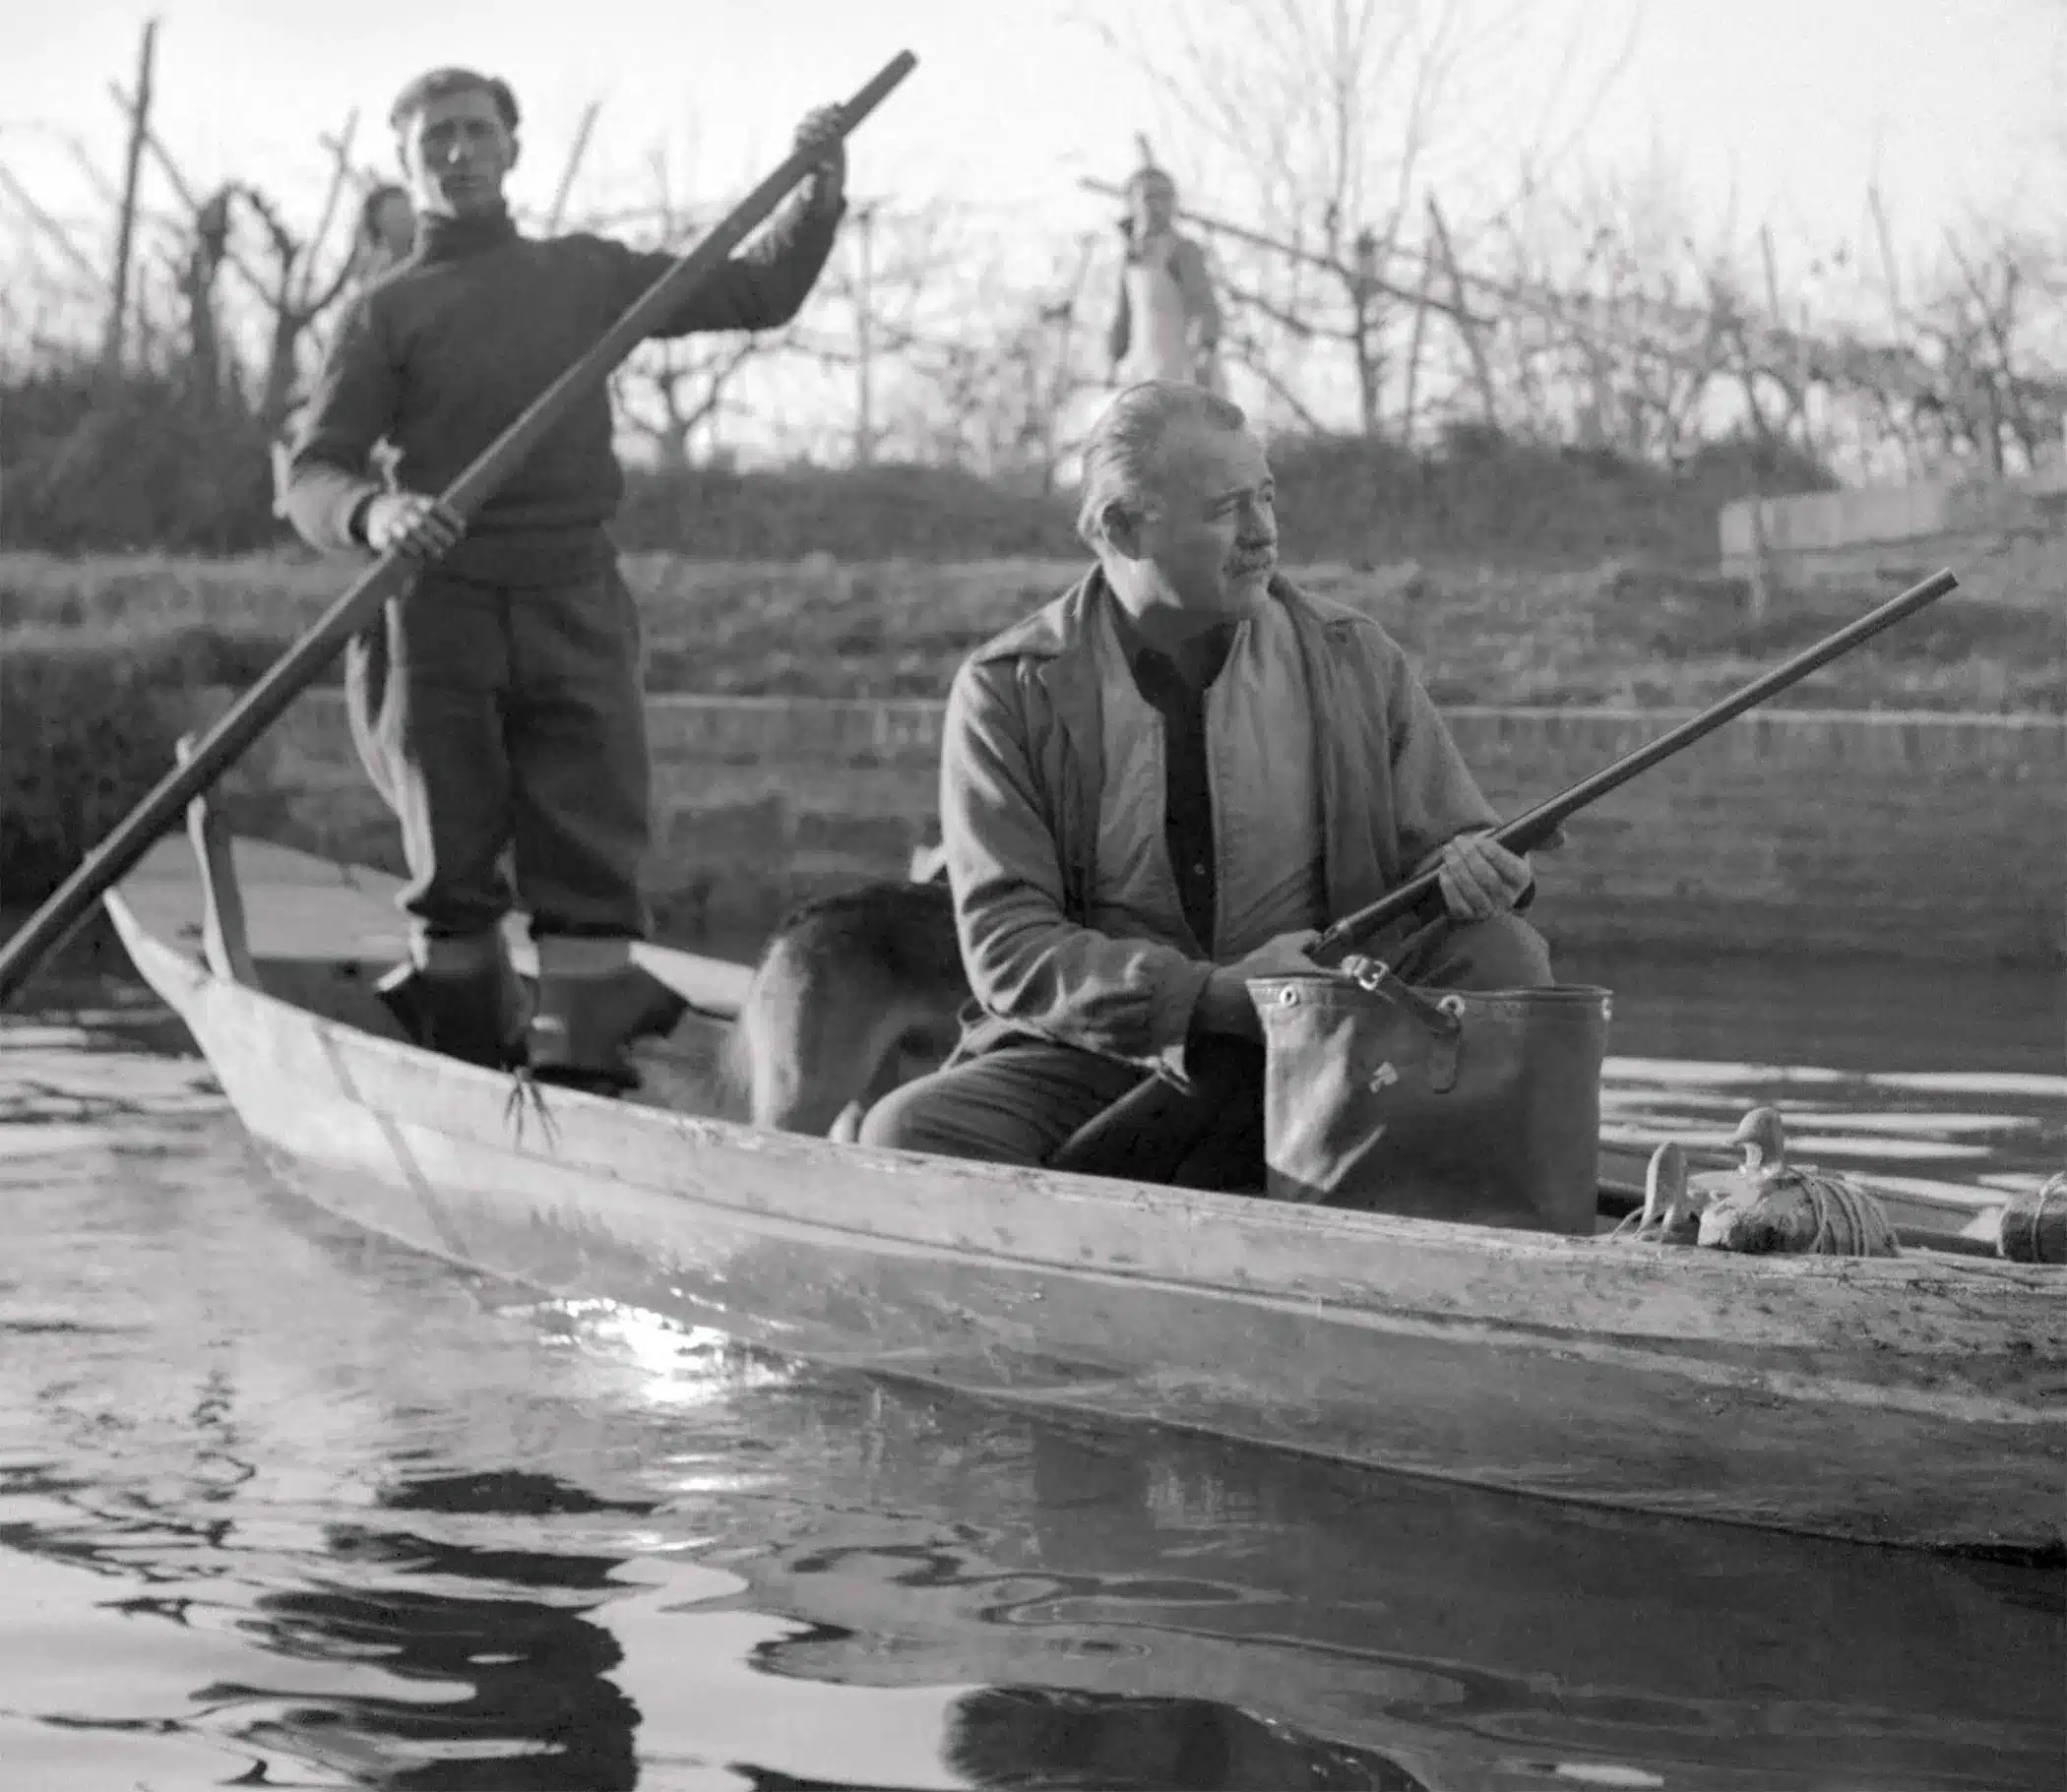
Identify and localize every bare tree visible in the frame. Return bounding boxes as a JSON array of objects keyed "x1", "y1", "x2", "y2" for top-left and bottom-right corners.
[
  {"x1": 1909, "y1": 220, "x2": 2067, "y2": 474},
  {"x1": 1476, "y1": 153, "x2": 1762, "y2": 459},
  {"x1": 101, "y1": 20, "x2": 158, "y2": 373},
  {"x1": 167, "y1": 186, "x2": 235, "y2": 402},
  {"x1": 601, "y1": 139, "x2": 788, "y2": 469},
  {"x1": 1775, "y1": 181, "x2": 2067, "y2": 482},
  {"x1": 1080, "y1": 0, "x2": 1641, "y2": 437},
  {"x1": 890, "y1": 234, "x2": 1106, "y2": 488},
  {"x1": 751, "y1": 197, "x2": 967, "y2": 461},
  {"x1": 242, "y1": 168, "x2": 371, "y2": 431}
]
